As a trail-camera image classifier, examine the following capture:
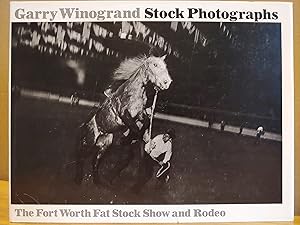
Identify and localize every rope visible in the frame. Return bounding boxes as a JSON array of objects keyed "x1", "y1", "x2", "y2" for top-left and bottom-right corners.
[
  {"x1": 149, "y1": 89, "x2": 159, "y2": 139},
  {"x1": 146, "y1": 88, "x2": 159, "y2": 153}
]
